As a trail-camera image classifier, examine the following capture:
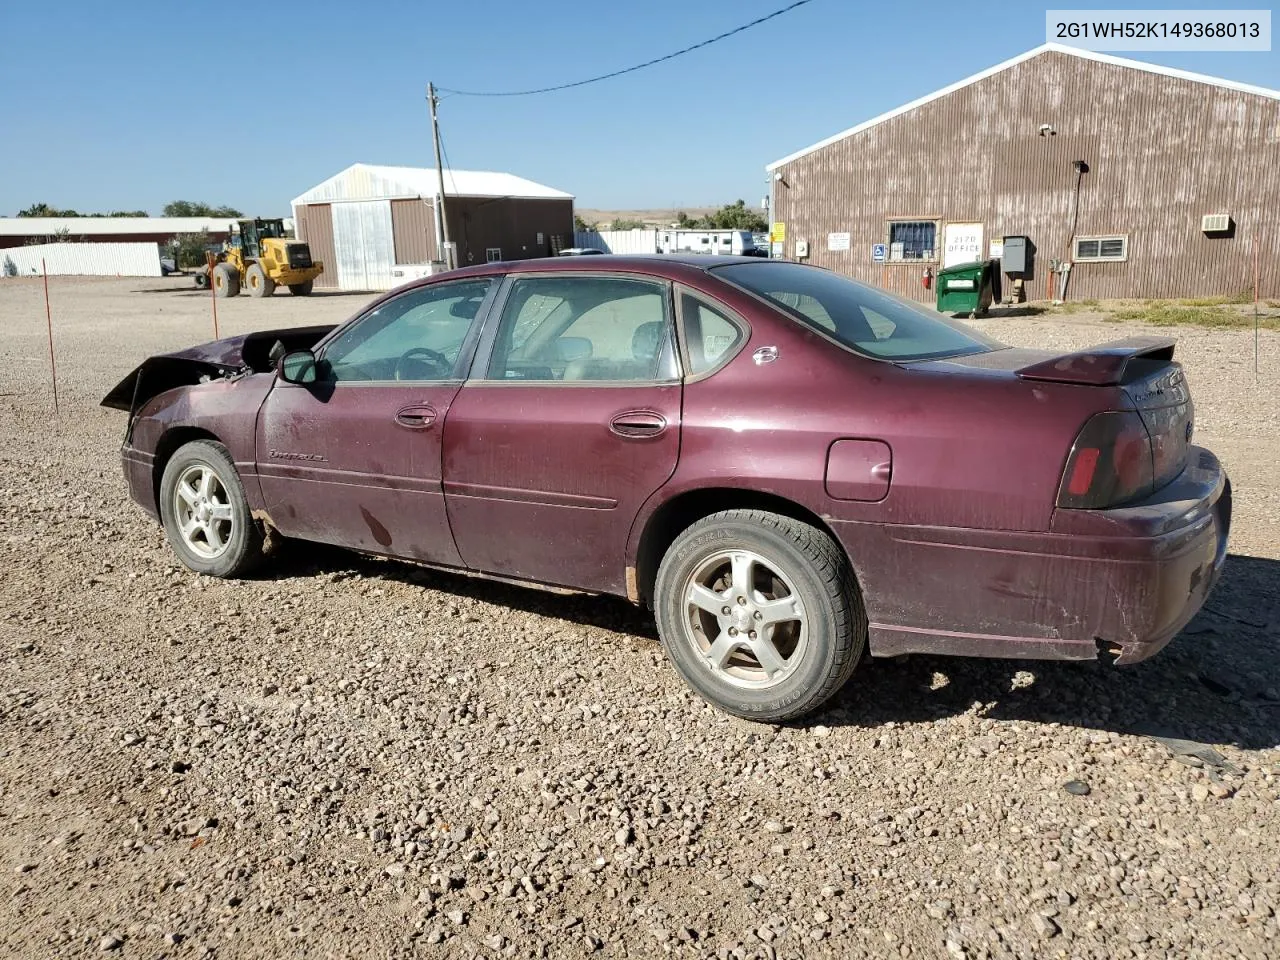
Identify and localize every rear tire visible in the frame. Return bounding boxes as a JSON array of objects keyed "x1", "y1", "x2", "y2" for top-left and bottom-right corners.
[
  {"x1": 193, "y1": 270, "x2": 210, "y2": 290},
  {"x1": 212, "y1": 264, "x2": 240, "y2": 298},
  {"x1": 246, "y1": 263, "x2": 276, "y2": 298},
  {"x1": 288, "y1": 280, "x2": 314, "y2": 296},
  {"x1": 159, "y1": 440, "x2": 265, "y2": 578},
  {"x1": 654, "y1": 509, "x2": 866, "y2": 722}
]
